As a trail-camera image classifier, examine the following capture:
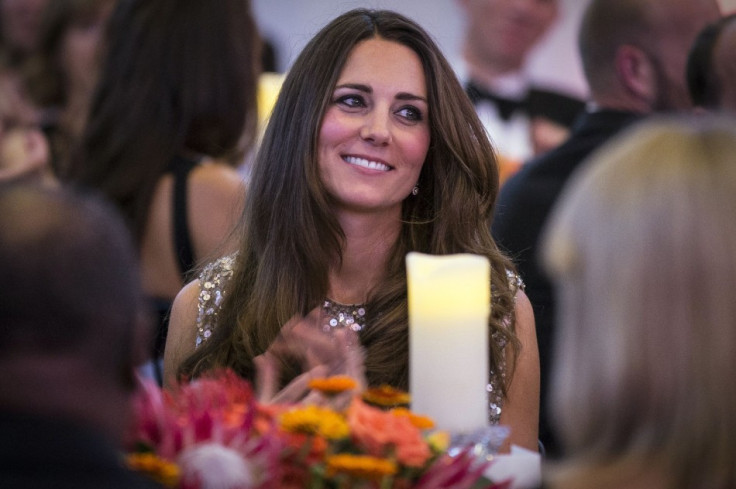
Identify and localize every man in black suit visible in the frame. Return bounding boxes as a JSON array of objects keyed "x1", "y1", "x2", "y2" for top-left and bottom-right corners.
[
  {"x1": 0, "y1": 183, "x2": 160, "y2": 488},
  {"x1": 492, "y1": 0, "x2": 722, "y2": 459},
  {"x1": 457, "y1": 0, "x2": 586, "y2": 181}
]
